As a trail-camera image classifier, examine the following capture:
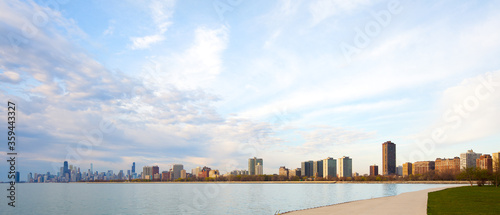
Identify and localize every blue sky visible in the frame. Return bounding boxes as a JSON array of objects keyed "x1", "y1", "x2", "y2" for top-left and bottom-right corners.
[{"x1": 1, "y1": 0, "x2": 500, "y2": 181}]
